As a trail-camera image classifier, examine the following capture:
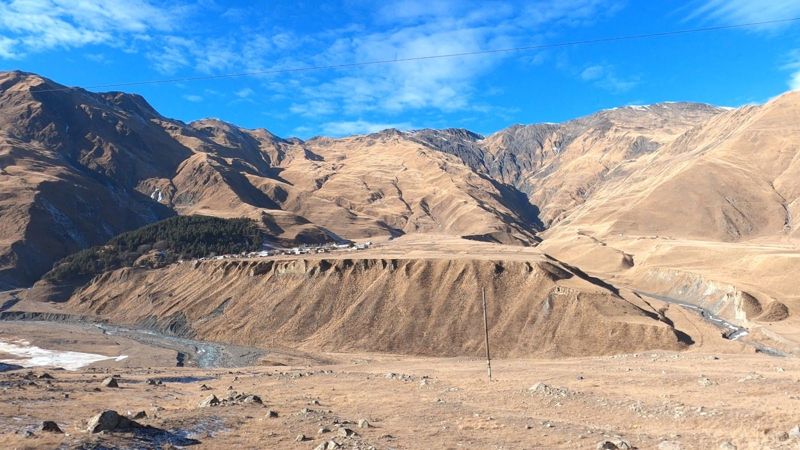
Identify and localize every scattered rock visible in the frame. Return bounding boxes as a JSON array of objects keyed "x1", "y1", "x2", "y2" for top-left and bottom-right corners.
[
  {"x1": 658, "y1": 440, "x2": 682, "y2": 450},
  {"x1": 789, "y1": 425, "x2": 800, "y2": 439},
  {"x1": 40, "y1": 421, "x2": 62, "y2": 433},
  {"x1": 242, "y1": 394, "x2": 262, "y2": 404},
  {"x1": 384, "y1": 372, "x2": 416, "y2": 382},
  {"x1": 145, "y1": 378, "x2": 162, "y2": 385},
  {"x1": 265, "y1": 409, "x2": 278, "y2": 418},
  {"x1": 295, "y1": 434, "x2": 307, "y2": 442},
  {"x1": 130, "y1": 410, "x2": 147, "y2": 420},
  {"x1": 198, "y1": 394, "x2": 220, "y2": 407},
  {"x1": 529, "y1": 382, "x2": 570, "y2": 398},
  {"x1": 319, "y1": 427, "x2": 331, "y2": 434},
  {"x1": 200, "y1": 384, "x2": 212, "y2": 391},
  {"x1": 698, "y1": 376, "x2": 715, "y2": 387},
  {"x1": 596, "y1": 438, "x2": 631, "y2": 450},
  {"x1": 737, "y1": 372, "x2": 764, "y2": 383},
  {"x1": 719, "y1": 442, "x2": 737, "y2": 450},
  {"x1": 37, "y1": 373, "x2": 54, "y2": 380},
  {"x1": 101, "y1": 377, "x2": 119, "y2": 388},
  {"x1": 338, "y1": 427, "x2": 356, "y2": 437},
  {"x1": 358, "y1": 419, "x2": 370, "y2": 428},
  {"x1": 87, "y1": 410, "x2": 144, "y2": 433}
]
